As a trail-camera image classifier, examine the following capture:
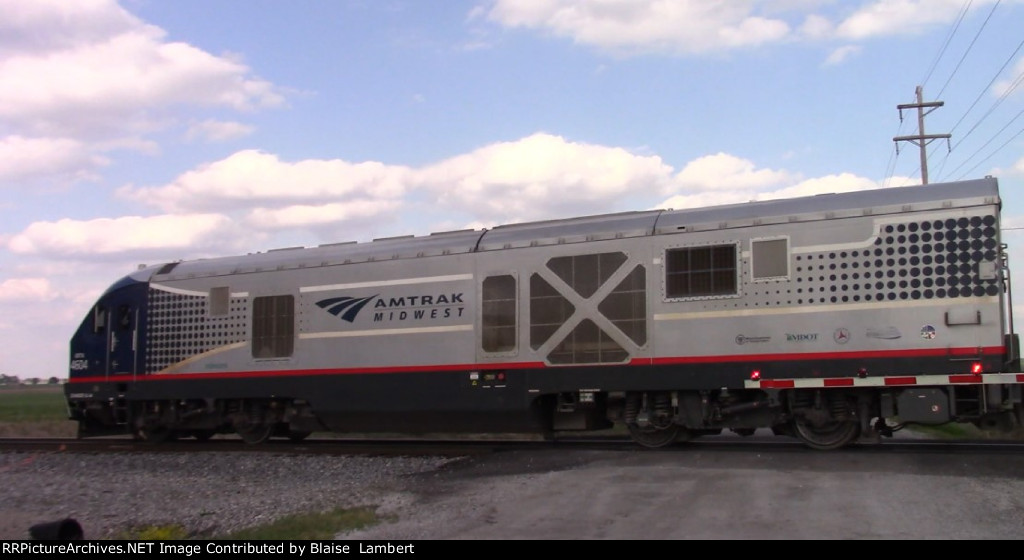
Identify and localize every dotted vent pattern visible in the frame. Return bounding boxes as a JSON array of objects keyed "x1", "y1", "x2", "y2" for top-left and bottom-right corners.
[
  {"x1": 716, "y1": 214, "x2": 999, "y2": 309},
  {"x1": 794, "y1": 215, "x2": 999, "y2": 306},
  {"x1": 145, "y1": 289, "x2": 250, "y2": 373}
]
